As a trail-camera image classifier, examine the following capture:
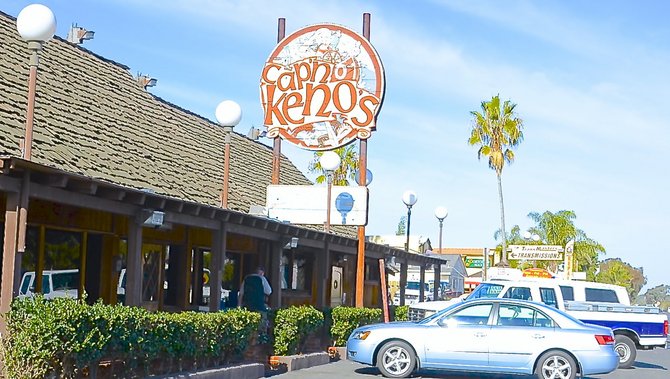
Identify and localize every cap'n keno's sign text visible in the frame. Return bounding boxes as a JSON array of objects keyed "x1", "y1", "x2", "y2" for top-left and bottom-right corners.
[{"x1": 260, "y1": 24, "x2": 385, "y2": 151}]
